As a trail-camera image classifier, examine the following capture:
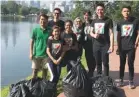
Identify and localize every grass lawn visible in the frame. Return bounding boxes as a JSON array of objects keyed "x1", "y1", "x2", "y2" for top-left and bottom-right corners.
[{"x1": 1, "y1": 51, "x2": 87, "y2": 97}]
